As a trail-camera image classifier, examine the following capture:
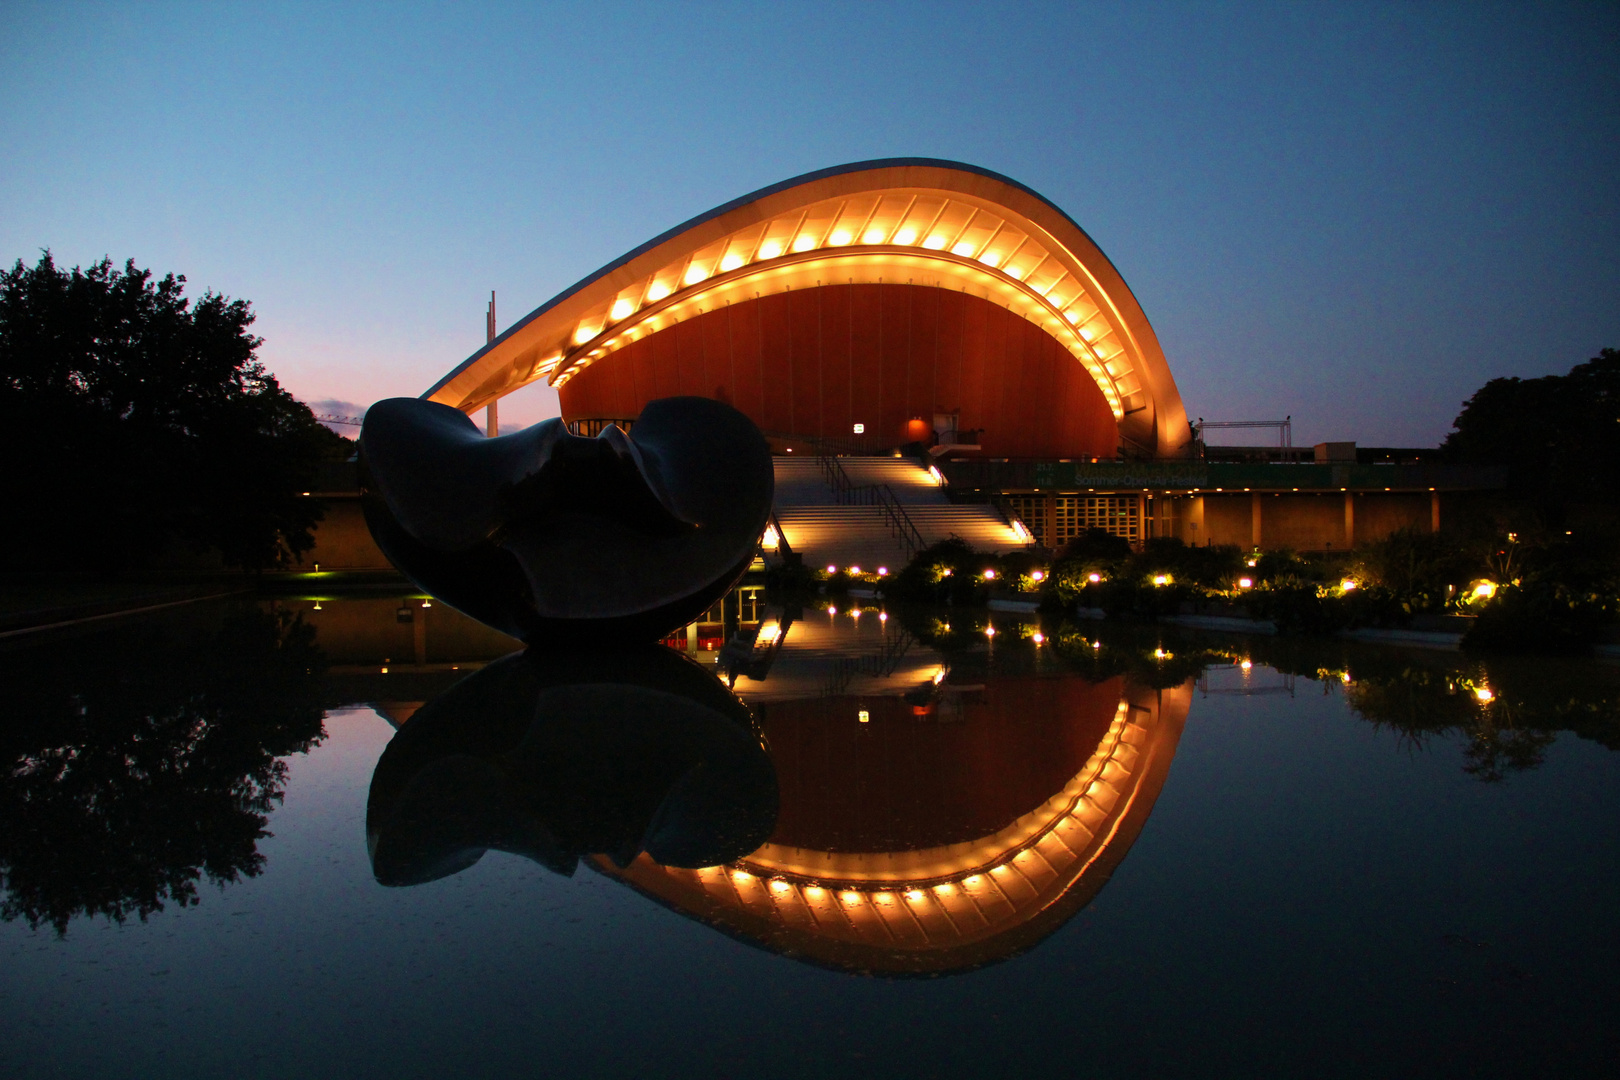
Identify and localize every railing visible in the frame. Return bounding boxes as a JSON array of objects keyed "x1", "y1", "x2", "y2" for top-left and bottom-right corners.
[
  {"x1": 817, "y1": 453, "x2": 926, "y2": 558},
  {"x1": 761, "y1": 509, "x2": 793, "y2": 562},
  {"x1": 990, "y1": 498, "x2": 1036, "y2": 547},
  {"x1": 819, "y1": 629, "x2": 917, "y2": 697},
  {"x1": 567, "y1": 417, "x2": 637, "y2": 437},
  {"x1": 768, "y1": 431, "x2": 884, "y2": 456}
]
